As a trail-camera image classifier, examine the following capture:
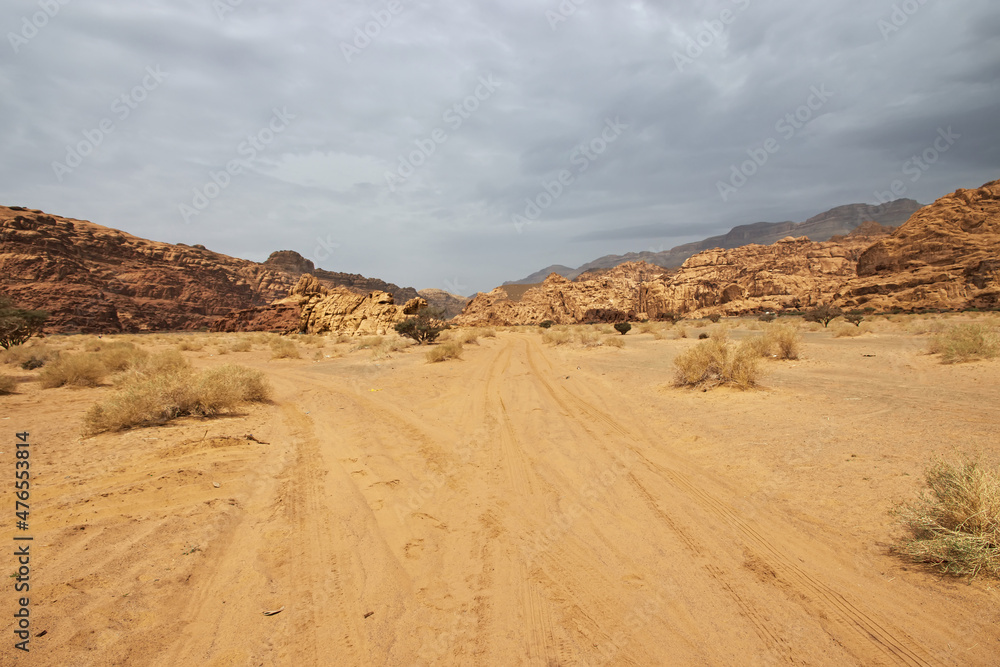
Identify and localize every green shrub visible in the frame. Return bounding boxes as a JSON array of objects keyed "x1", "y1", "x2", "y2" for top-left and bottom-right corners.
[
  {"x1": 845, "y1": 312, "x2": 864, "y2": 326},
  {"x1": 614, "y1": 322, "x2": 632, "y2": 335},
  {"x1": 673, "y1": 338, "x2": 760, "y2": 390},
  {"x1": 803, "y1": 304, "x2": 843, "y2": 327},
  {"x1": 39, "y1": 353, "x2": 107, "y2": 388},
  {"x1": 396, "y1": 312, "x2": 446, "y2": 344},
  {"x1": 928, "y1": 324, "x2": 999, "y2": 363},
  {"x1": 894, "y1": 458, "x2": 999, "y2": 579},
  {"x1": 539, "y1": 320, "x2": 555, "y2": 329},
  {"x1": 0, "y1": 297, "x2": 48, "y2": 349}
]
